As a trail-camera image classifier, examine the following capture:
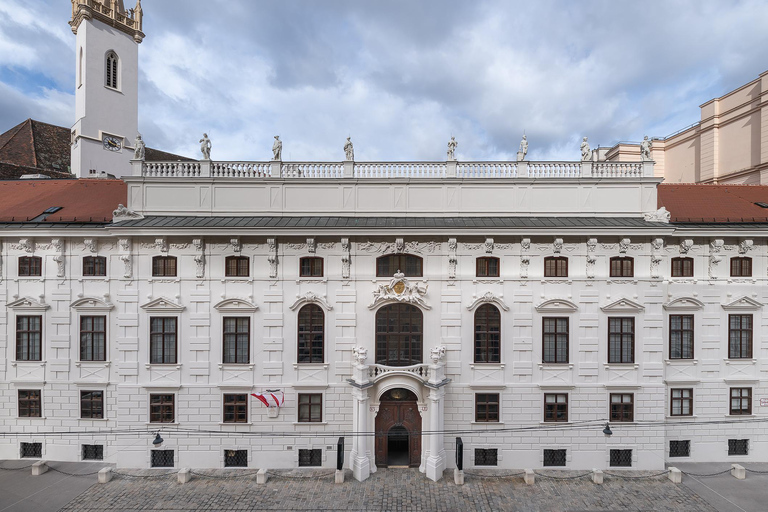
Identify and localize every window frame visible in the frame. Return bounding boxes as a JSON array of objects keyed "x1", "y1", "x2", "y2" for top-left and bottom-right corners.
[
  {"x1": 82, "y1": 256, "x2": 107, "y2": 277},
  {"x1": 297, "y1": 393, "x2": 323, "y2": 423},
  {"x1": 149, "y1": 317, "x2": 178, "y2": 365},
  {"x1": 80, "y1": 390, "x2": 104, "y2": 419},
  {"x1": 474, "y1": 304, "x2": 501, "y2": 364},
  {"x1": 609, "y1": 393, "x2": 634, "y2": 422},
  {"x1": 105, "y1": 51, "x2": 119, "y2": 89},
  {"x1": 543, "y1": 393, "x2": 568, "y2": 423},
  {"x1": 297, "y1": 304, "x2": 325, "y2": 364},
  {"x1": 729, "y1": 387, "x2": 752, "y2": 416},
  {"x1": 543, "y1": 256, "x2": 568, "y2": 278},
  {"x1": 608, "y1": 317, "x2": 635, "y2": 364},
  {"x1": 151, "y1": 256, "x2": 177, "y2": 277},
  {"x1": 476, "y1": 257, "x2": 500, "y2": 278},
  {"x1": 609, "y1": 256, "x2": 634, "y2": 278},
  {"x1": 728, "y1": 314, "x2": 753, "y2": 359},
  {"x1": 18, "y1": 389, "x2": 42, "y2": 418},
  {"x1": 299, "y1": 257, "x2": 324, "y2": 278},
  {"x1": 149, "y1": 393, "x2": 175, "y2": 423},
  {"x1": 376, "y1": 254, "x2": 423, "y2": 277},
  {"x1": 16, "y1": 315, "x2": 42, "y2": 362},
  {"x1": 542, "y1": 317, "x2": 569, "y2": 364},
  {"x1": 222, "y1": 317, "x2": 250, "y2": 364},
  {"x1": 224, "y1": 256, "x2": 250, "y2": 277},
  {"x1": 474, "y1": 393, "x2": 500, "y2": 423},
  {"x1": 80, "y1": 315, "x2": 107, "y2": 362},
  {"x1": 670, "y1": 388, "x2": 693, "y2": 417},
  {"x1": 223, "y1": 393, "x2": 248, "y2": 423},
  {"x1": 730, "y1": 257, "x2": 752, "y2": 277},
  {"x1": 375, "y1": 304, "x2": 423, "y2": 366},
  {"x1": 18, "y1": 256, "x2": 42, "y2": 277},
  {"x1": 671, "y1": 257, "x2": 694, "y2": 278},
  {"x1": 669, "y1": 314, "x2": 694, "y2": 360}
]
